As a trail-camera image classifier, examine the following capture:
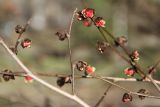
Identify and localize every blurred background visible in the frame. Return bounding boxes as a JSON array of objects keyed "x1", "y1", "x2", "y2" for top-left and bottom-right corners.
[{"x1": 0, "y1": 0, "x2": 160, "y2": 107}]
